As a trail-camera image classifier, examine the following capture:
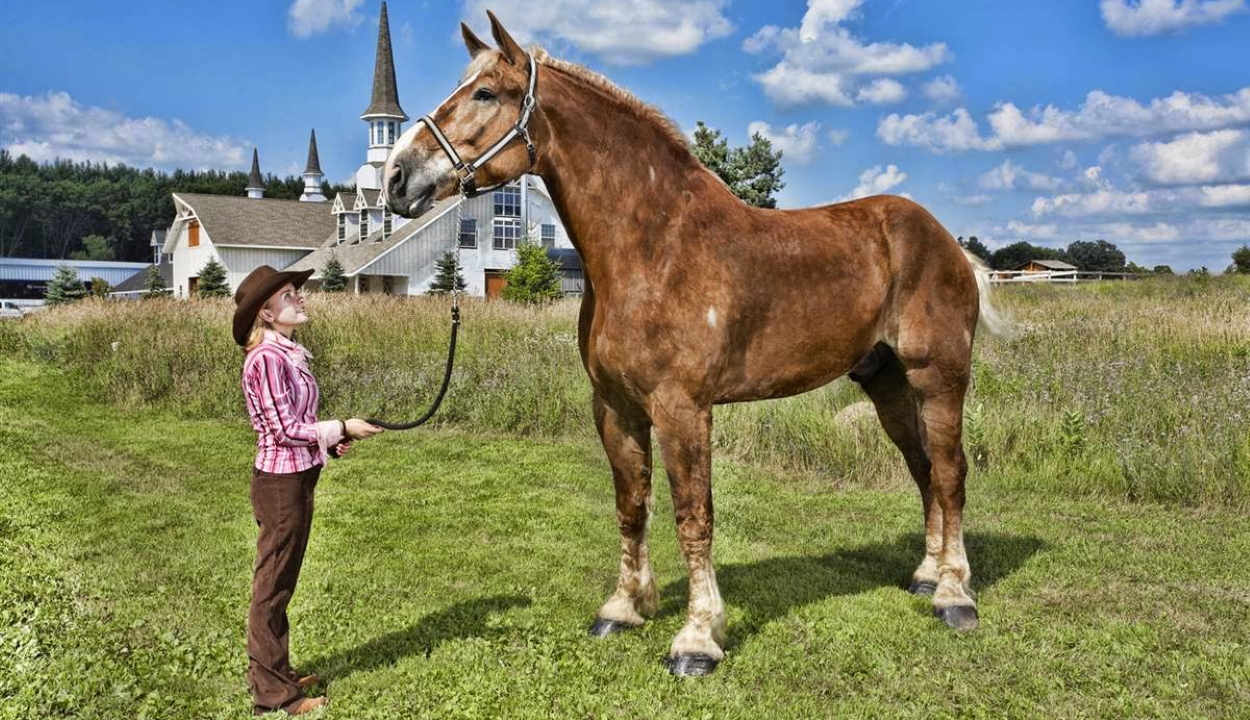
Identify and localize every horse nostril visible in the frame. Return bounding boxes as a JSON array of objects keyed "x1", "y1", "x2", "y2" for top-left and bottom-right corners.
[{"x1": 387, "y1": 165, "x2": 406, "y2": 200}]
